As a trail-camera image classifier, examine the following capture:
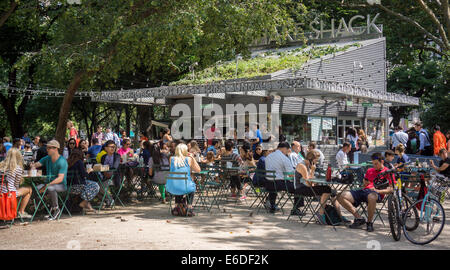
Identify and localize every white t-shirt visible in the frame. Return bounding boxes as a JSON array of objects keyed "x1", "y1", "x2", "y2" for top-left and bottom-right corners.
[
  {"x1": 336, "y1": 149, "x2": 348, "y2": 167},
  {"x1": 346, "y1": 135, "x2": 359, "y2": 149}
]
